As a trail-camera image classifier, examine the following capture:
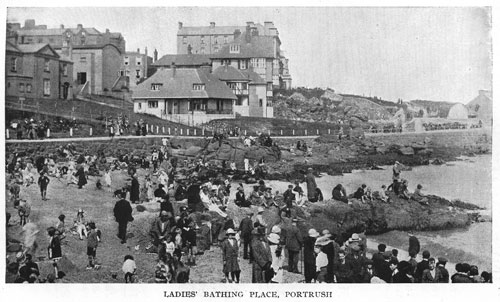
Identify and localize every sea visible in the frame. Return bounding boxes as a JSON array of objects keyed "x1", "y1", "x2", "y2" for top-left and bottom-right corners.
[{"x1": 260, "y1": 154, "x2": 492, "y2": 271}]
